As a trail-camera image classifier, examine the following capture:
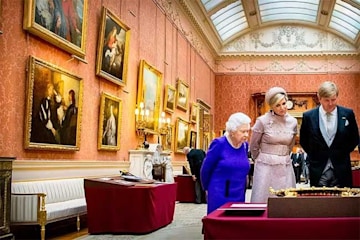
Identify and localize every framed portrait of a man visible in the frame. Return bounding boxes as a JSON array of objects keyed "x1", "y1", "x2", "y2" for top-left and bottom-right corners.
[{"x1": 24, "y1": 56, "x2": 83, "y2": 151}]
